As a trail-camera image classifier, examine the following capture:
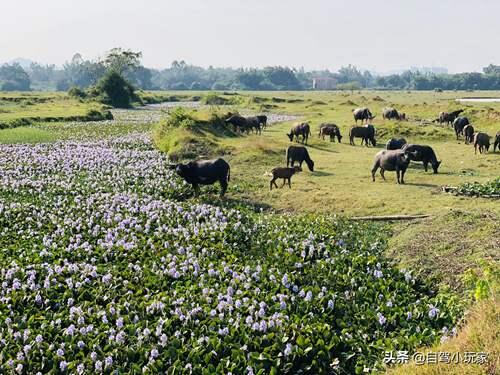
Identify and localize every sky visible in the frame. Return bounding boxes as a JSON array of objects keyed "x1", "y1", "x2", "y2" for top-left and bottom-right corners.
[{"x1": 1, "y1": 0, "x2": 499, "y2": 73}]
